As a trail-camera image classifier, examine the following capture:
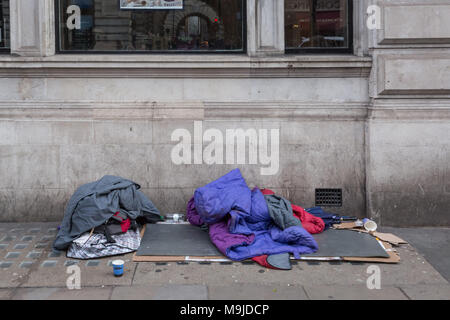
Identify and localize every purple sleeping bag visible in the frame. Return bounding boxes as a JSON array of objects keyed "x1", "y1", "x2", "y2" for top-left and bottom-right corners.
[{"x1": 190, "y1": 169, "x2": 318, "y2": 260}]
